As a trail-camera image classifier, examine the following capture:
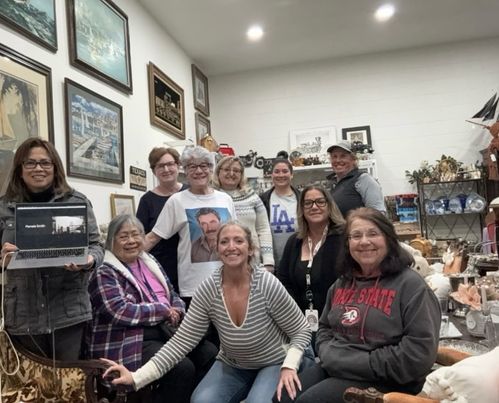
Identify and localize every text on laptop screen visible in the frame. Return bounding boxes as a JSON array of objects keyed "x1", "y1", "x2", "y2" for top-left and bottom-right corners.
[{"x1": 15, "y1": 203, "x2": 88, "y2": 250}]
